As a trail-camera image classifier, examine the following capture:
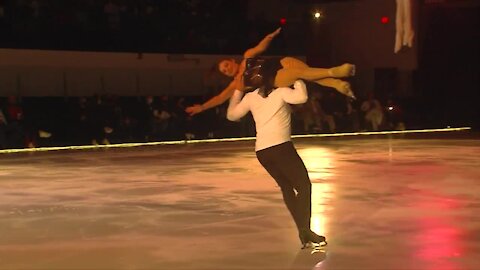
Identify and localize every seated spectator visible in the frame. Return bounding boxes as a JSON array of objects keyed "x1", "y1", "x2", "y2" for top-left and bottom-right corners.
[
  {"x1": 298, "y1": 90, "x2": 335, "y2": 134},
  {"x1": 5, "y1": 96, "x2": 25, "y2": 148},
  {"x1": 319, "y1": 91, "x2": 341, "y2": 133},
  {"x1": 151, "y1": 95, "x2": 172, "y2": 141},
  {"x1": 86, "y1": 95, "x2": 114, "y2": 145},
  {"x1": 345, "y1": 97, "x2": 361, "y2": 132},
  {"x1": 361, "y1": 92, "x2": 385, "y2": 131}
]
